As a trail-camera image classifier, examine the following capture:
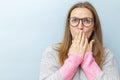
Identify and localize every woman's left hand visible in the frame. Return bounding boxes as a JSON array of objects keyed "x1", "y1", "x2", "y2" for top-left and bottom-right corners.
[{"x1": 86, "y1": 39, "x2": 94, "y2": 52}]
